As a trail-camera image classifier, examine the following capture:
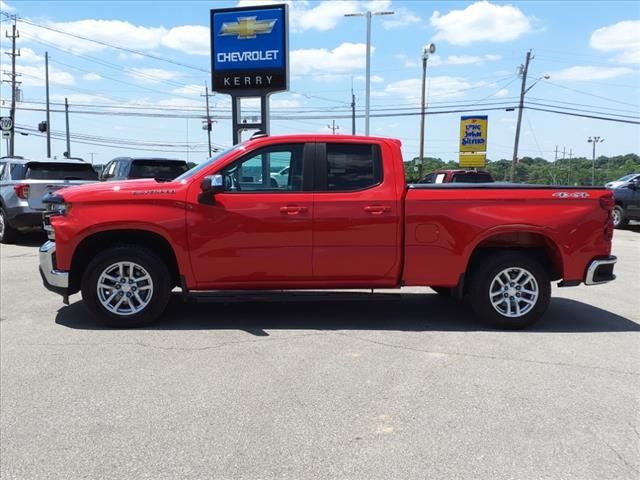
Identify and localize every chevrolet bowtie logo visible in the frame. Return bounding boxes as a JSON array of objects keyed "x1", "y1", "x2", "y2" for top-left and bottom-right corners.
[{"x1": 219, "y1": 16, "x2": 277, "y2": 39}]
